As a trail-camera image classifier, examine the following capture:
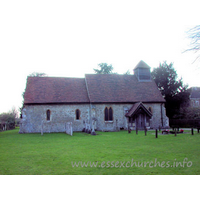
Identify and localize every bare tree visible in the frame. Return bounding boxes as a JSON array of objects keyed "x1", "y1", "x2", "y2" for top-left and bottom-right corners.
[
  {"x1": 123, "y1": 70, "x2": 131, "y2": 75},
  {"x1": 28, "y1": 72, "x2": 47, "y2": 77},
  {"x1": 10, "y1": 106, "x2": 19, "y2": 119},
  {"x1": 93, "y1": 63, "x2": 114, "y2": 74},
  {"x1": 185, "y1": 25, "x2": 200, "y2": 62}
]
